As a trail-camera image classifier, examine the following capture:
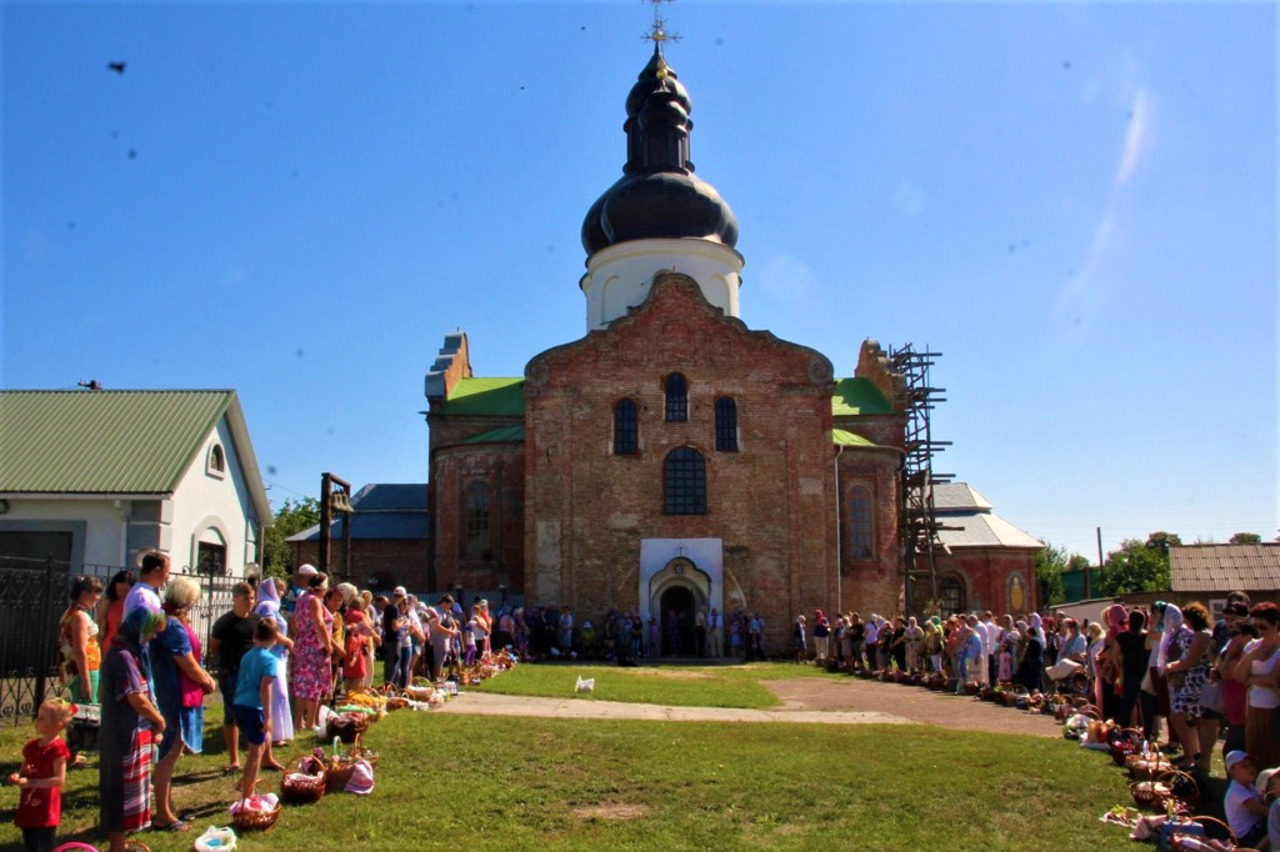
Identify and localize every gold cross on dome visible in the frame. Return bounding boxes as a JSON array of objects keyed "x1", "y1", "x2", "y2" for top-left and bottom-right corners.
[{"x1": 642, "y1": 0, "x2": 680, "y2": 48}]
